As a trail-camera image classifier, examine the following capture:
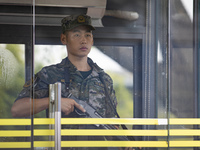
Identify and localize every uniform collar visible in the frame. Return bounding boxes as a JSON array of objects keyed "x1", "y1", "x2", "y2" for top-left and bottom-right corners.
[{"x1": 58, "y1": 57, "x2": 104, "y2": 74}]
